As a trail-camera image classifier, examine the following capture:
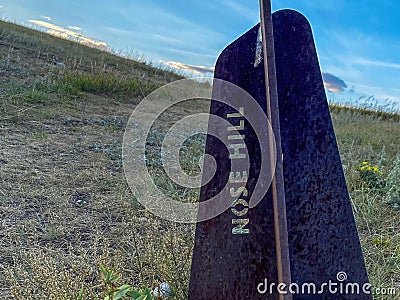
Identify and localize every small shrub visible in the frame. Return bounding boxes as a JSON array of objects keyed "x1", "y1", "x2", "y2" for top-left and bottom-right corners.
[
  {"x1": 26, "y1": 89, "x2": 50, "y2": 104},
  {"x1": 358, "y1": 161, "x2": 386, "y2": 189},
  {"x1": 99, "y1": 265, "x2": 173, "y2": 300}
]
